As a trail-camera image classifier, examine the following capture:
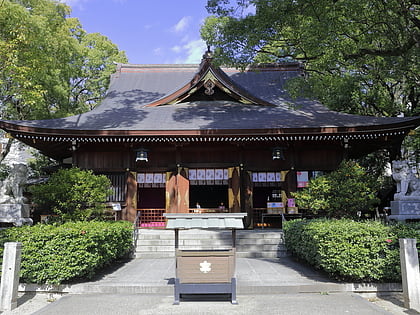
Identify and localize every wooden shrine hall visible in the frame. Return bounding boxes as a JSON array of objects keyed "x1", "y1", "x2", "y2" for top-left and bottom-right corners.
[{"x1": 1, "y1": 51, "x2": 419, "y2": 228}]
